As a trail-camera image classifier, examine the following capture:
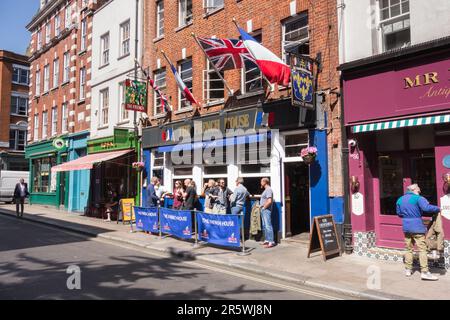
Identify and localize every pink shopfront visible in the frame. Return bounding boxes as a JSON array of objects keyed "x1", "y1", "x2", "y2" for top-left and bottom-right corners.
[{"x1": 340, "y1": 40, "x2": 450, "y2": 269}]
